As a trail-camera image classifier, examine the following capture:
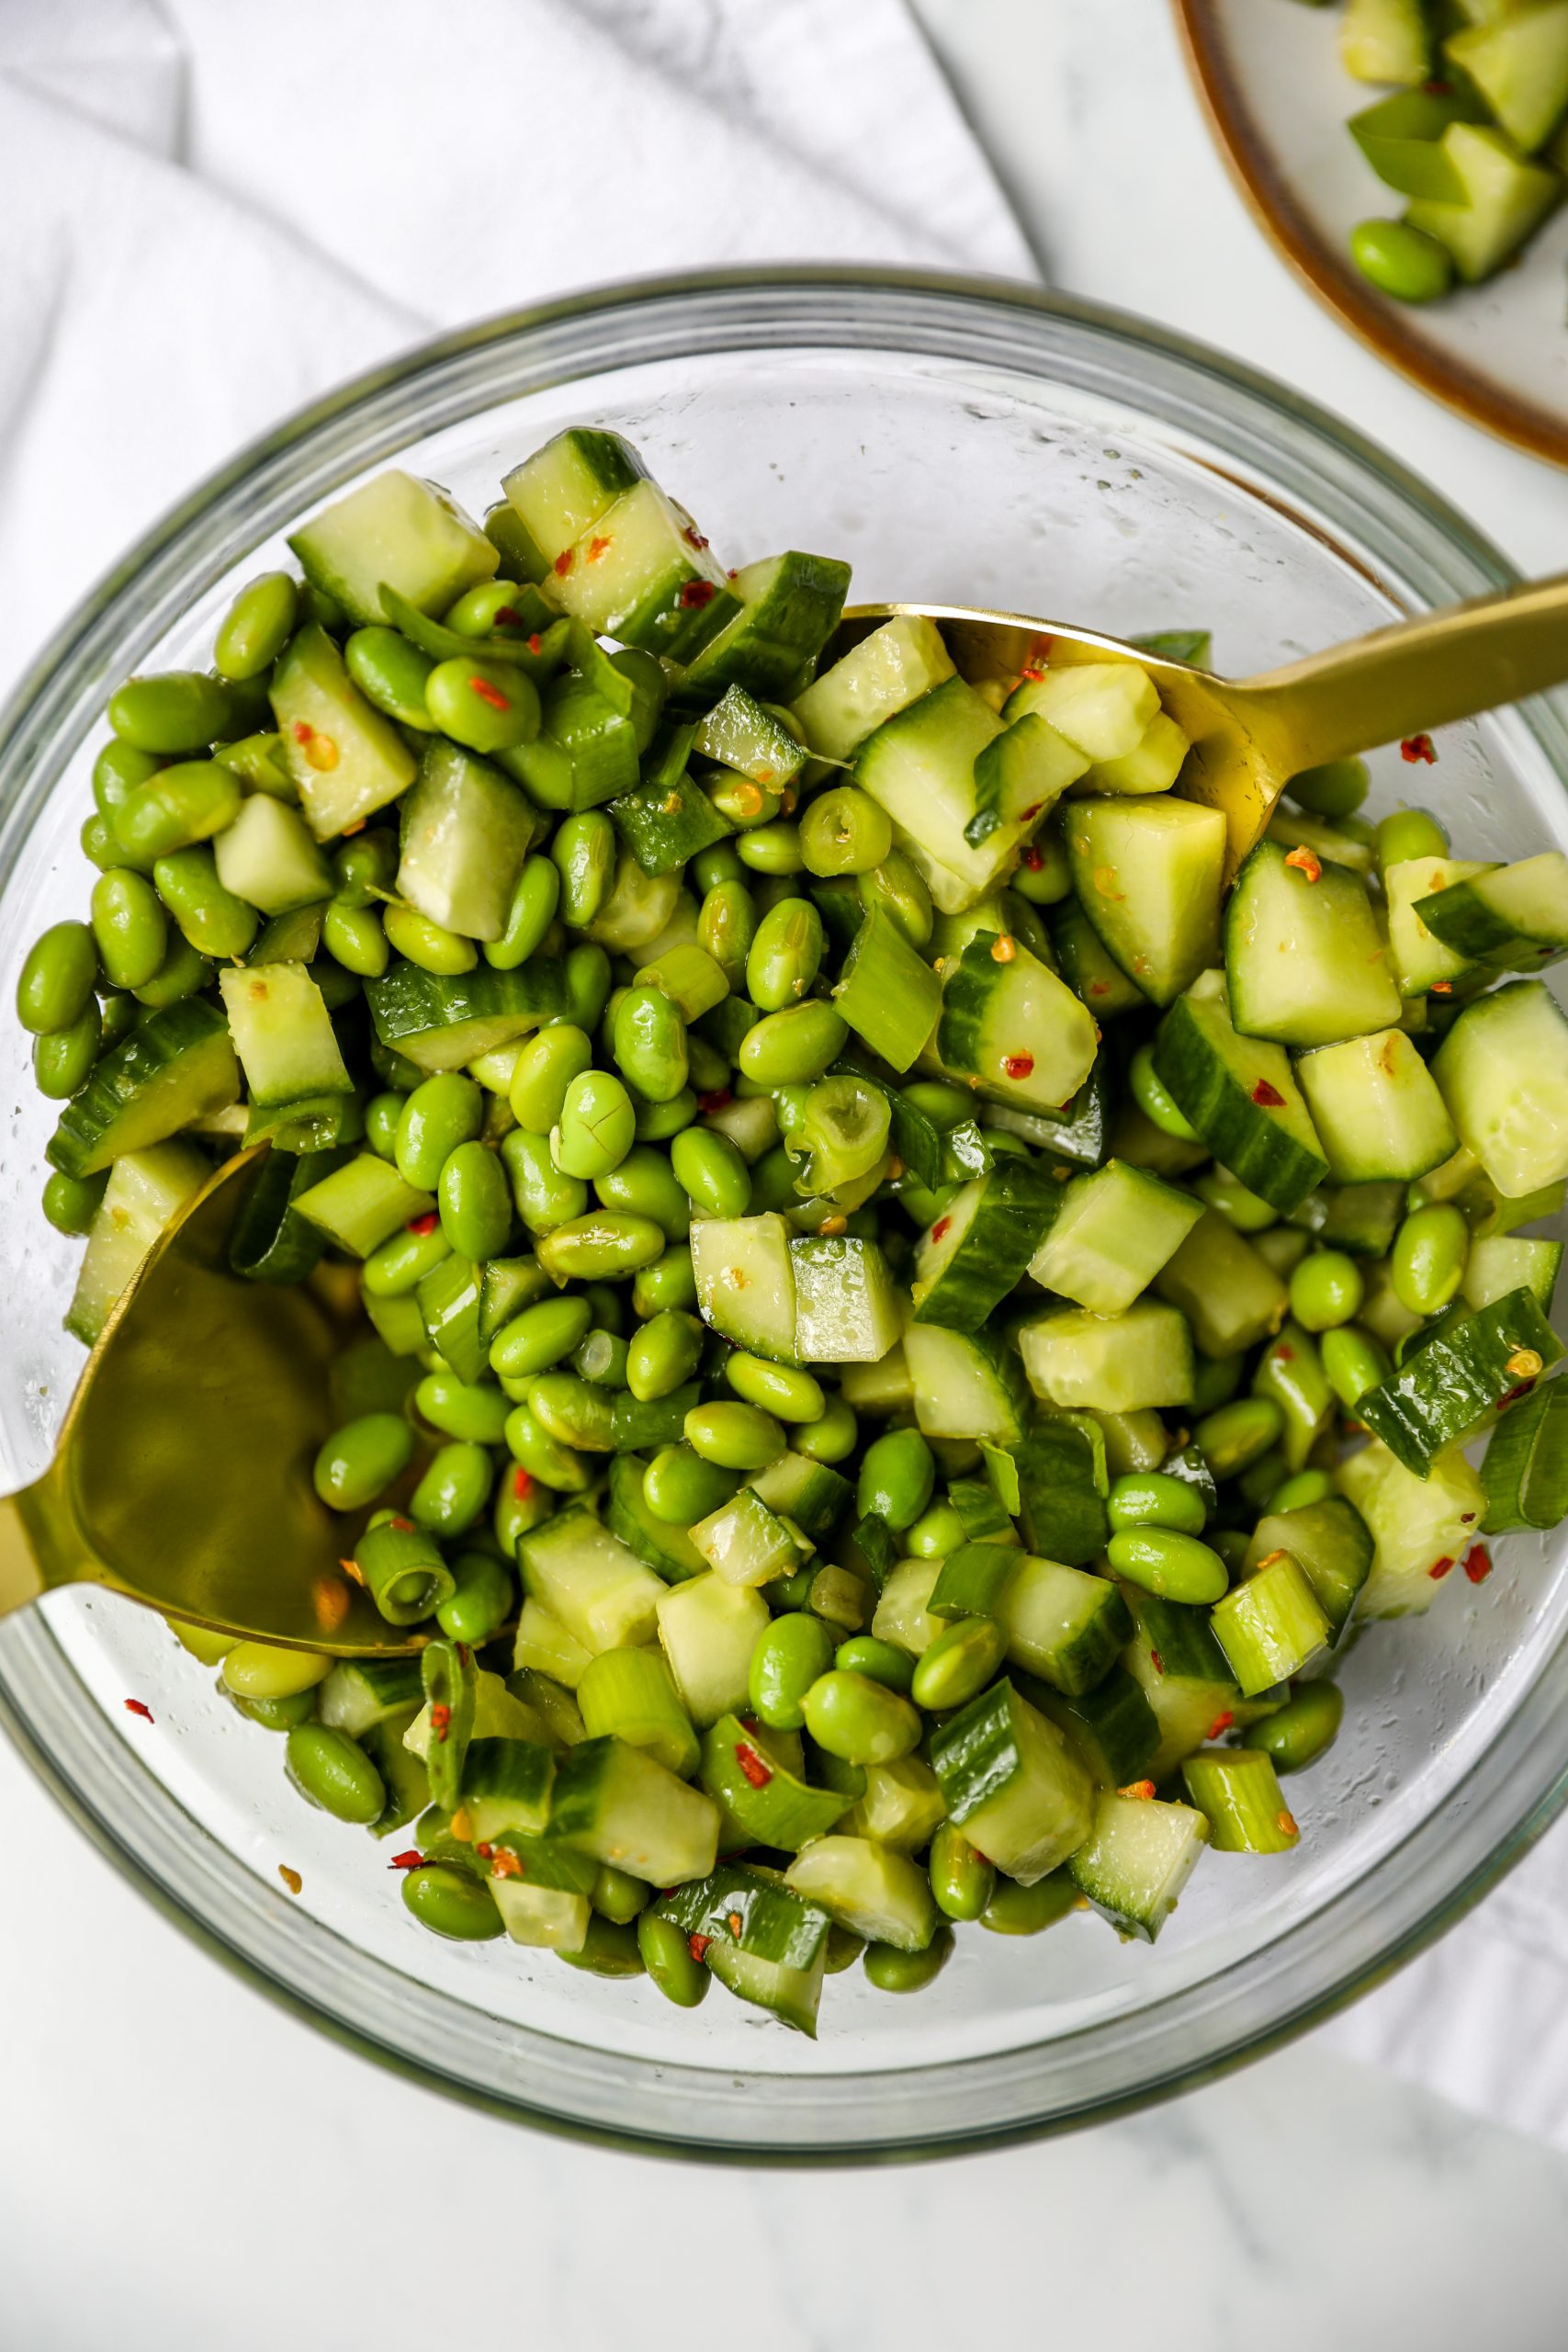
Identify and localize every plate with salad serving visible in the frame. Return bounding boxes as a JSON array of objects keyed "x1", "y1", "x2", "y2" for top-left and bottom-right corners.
[{"x1": 1178, "y1": 0, "x2": 1568, "y2": 464}]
